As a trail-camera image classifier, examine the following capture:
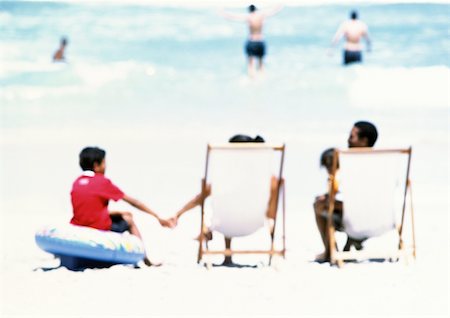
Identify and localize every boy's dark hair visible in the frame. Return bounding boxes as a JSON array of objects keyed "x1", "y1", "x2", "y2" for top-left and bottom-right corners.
[
  {"x1": 248, "y1": 4, "x2": 257, "y2": 12},
  {"x1": 350, "y1": 10, "x2": 358, "y2": 20},
  {"x1": 320, "y1": 147, "x2": 338, "y2": 172},
  {"x1": 229, "y1": 134, "x2": 265, "y2": 143},
  {"x1": 354, "y1": 121, "x2": 378, "y2": 147},
  {"x1": 79, "y1": 147, "x2": 106, "y2": 171}
]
